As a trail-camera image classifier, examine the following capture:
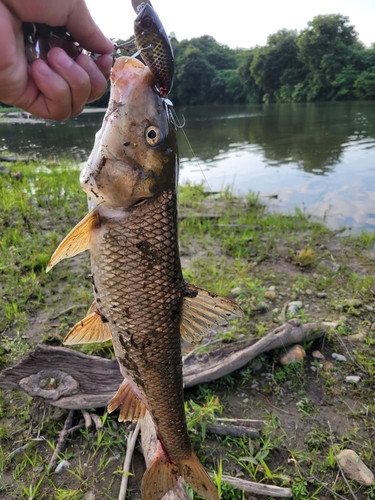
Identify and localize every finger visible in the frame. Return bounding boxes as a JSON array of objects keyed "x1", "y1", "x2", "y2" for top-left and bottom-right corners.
[
  {"x1": 46, "y1": 48, "x2": 91, "y2": 116},
  {"x1": 75, "y1": 53, "x2": 111, "y2": 105},
  {"x1": 29, "y1": 59, "x2": 73, "y2": 120}
]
